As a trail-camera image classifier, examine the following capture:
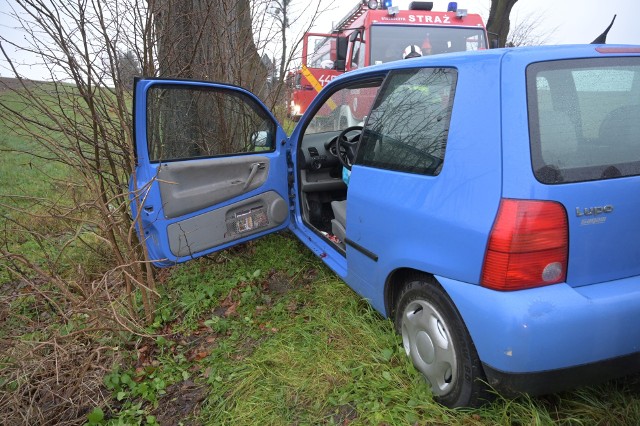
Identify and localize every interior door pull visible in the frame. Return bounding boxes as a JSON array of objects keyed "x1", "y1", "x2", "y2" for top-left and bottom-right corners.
[{"x1": 243, "y1": 162, "x2": 266, "y2": 190}]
